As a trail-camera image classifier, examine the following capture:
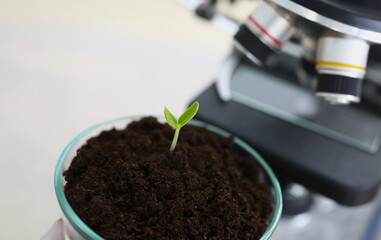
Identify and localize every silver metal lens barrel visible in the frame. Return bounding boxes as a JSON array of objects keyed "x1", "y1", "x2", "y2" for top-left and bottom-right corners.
[
  {"x1": 315, "y1": 35, "x2": 370, "y2": 104},
  {"x1": 316, "y1": 36, "x2": 369, "y2": 79},
  {"x1": 234, "y1": 1, "x2": 296, "y2": 64}
]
